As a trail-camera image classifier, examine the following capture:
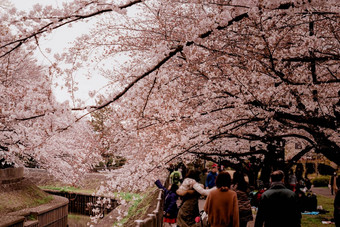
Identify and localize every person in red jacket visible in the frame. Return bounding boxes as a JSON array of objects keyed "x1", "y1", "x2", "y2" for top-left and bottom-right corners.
[{"x1": 204, "y1": 171, "x2": 239, "y2": 227}]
